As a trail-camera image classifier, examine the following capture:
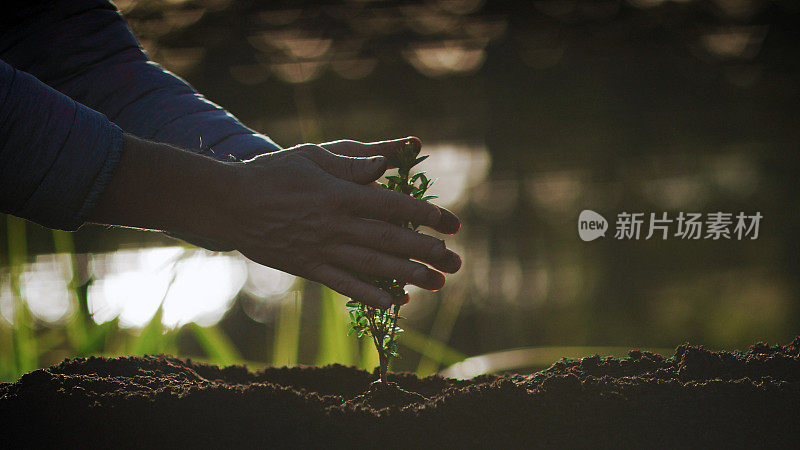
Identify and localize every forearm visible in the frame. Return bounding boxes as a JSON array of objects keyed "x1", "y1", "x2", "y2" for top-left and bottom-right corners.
[
  {"x1": 87, "y1": 133, "x2": 234, "y2": 243},
  {"x1": 0, "y1": 0, "x2": 280, "y2": 160}
]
